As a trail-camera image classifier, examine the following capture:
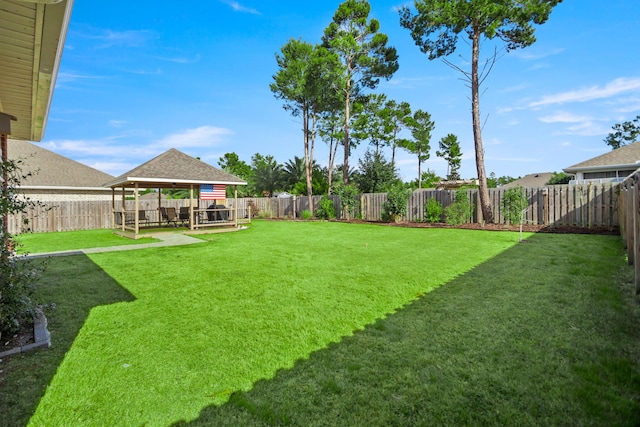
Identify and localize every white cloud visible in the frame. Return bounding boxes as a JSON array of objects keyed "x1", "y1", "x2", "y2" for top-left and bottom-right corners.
[
  {"x1": 95, "y1": 29, "x2": 158, "y2": 48},
  {"x1": 109, "y1": 120, "x2": 127, "y2": 128},
  {"x1": 514, "y1": 48, "x2": 565, "y2": 61},
  {"x1": 538, "y1": 112, "x2": 593, "y2": 123},
  {"x1": 529, "y1": 77, "x2": 640, "y2": 107},
  {"x1": 155, "y1": 126, "x2": 233, "y2": 148},
  {"x1": 220, "y1": 0, "x2": 261, "y2": 15}
]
